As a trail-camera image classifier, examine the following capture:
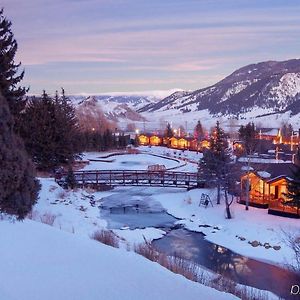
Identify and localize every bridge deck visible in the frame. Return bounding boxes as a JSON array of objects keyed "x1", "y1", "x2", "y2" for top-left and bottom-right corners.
[{"x1": 57, "y1": 170, "x2": 202, "y2": 189}]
